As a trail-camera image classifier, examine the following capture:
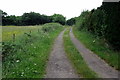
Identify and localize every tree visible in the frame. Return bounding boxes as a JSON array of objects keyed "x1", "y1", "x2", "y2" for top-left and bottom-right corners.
[
  {"x1": 0, "y1": 10, "x2": 7, "y2": 17},
  {"x1": 51, "y1": 14, "x2": 66, "y2": 25},
  {"x1": 75, "y1": 2, "x2": 120, "y2": 50},
  {"x1": 102, "y1": 2, "x2": 120, "y2": 50},
  {"x1": 2, "y1": 15, "x2": 18, "y2": 26},
  {"x1": 66, "y1": 18, "x2": 75, "y2": 26},
  {"x1": 1, "y1": 10, "x2": 8, "y2": 25},
  {"x1": 21, "y1": 12, "x2": 41, "y2": 25}
]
